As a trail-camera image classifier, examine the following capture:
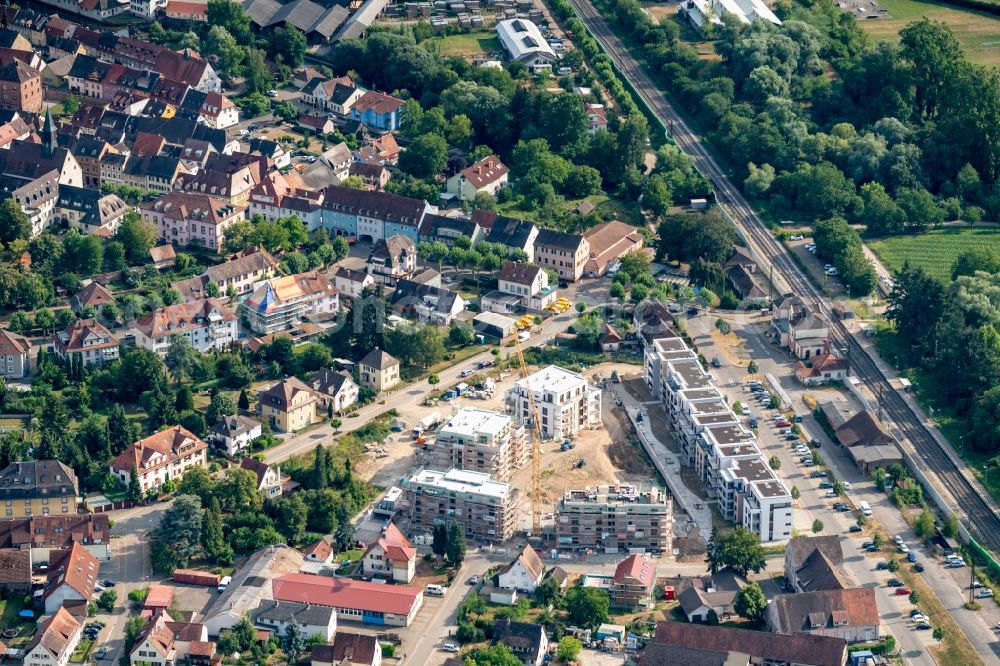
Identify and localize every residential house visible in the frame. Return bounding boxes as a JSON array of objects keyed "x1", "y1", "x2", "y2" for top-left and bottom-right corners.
[
  {"x1": 129, "y1": 609, "x2": 209, "y2": 666},
  {"x1": 584, "y1": 103, "x2": 607, "y2": 134},
  {"x1": 257, "y1": 377, "x2": 321, "y2": 433},
  {"x1": 788, "y1": 310, "x2": 830, "y2": 360},
  {"x1": 362, "y1": 523, "x2": 416, "y2": 583},
  {"x1": 0, "y1": 57, "x2": 41, "y2": 113},
  {"x1": 418, "y1": 213, "x2": 483, "y2": 247},
  {"x1": 55, "y1": 186, "x2": 128, "y2": 236},
  {"x1": 0, "y1": 328, "x2": 30, "y2": 379},
  {"x1": 391, "y1": 279, "x2": 466, "y2": 325},
  {"x1": 318, "y1": 184, "x2": 430, "y2": 242},
  {"x1": 490, "y1": 260, "x2": 557, "y2": 312},
  {"x1": 641, "y1": 622, "x2": 847, "y2": 666},
  {"x1": 367, "y1": 234, "x2": 417, "y2": 286},
  {"x1": 677, "y1": 569, "x2": 748, "y2": 623},
  {"x1": 784, "y1": 535, "x2": 849, "y2": 593},
  {"x1": 121, "y1": 155, "x2": 188, "y2": 194},
  {"x1": 208, "y1": 415, "x2": 263, "y2": 457},
  {"x1": 303, "y1": 539, "x2": 333, "y2": 565},
  {"x1": 0, "y1": 514, "x2": 112, "y2": 562},
  {"x1": 680, "y1": 0, "x2": 781, "y2": 32},
  {"x1": 0, "y1": 461, "x2": 78, "y2": 518},
  {"x1": 172, "y1": 247, "x2": 280, "y2": 302},
  {"x1": 491, "y1": 619, "x2": 548, "y2": 666},
  {"x1": 484, "y1": 214, "x2": 538, "y2": 257},
  {"x1": 0, "y1": 460, "x2": 80, "y2": 519},
  {"x1": 298, "y1": 113, "x2": 337, "y2": 135},
  {"x1": 271, "y1": 573, "x2": 423, "y2": 627},
  {"x1": 582, "y1": 221, "x2": 644, "y2": 277},
  {"x1": 241, "y1": 270, "x2": 339, "y2": 335},
  {"x1": 311, "y1": 368, "x2": 359, "y2": 413},
  {"x1": 141, "y1": 192, "x2": 246, "y2": 254},
  {"x1": 600, "y1": 324, "x2": 623, "y2": 352},
  {"x1": 349, "y1": 90, "x2": 404, "y2": 131},
  {"x1": 198, "y1": 92, "x2": 238, "y2": 129},
  {"x1": 134, "y1": 299, "x2": 239, "y2": 354},
  {"x1": 771, "y1": 295, "x2": 809, "y2": 346},
  {"x1": 240, "y1": 456, "x2": 286, "y2": 499},
  {"x1": 349, "y1": 161, "x2": 390, "y2": 190},
  {"x1": 110, "y1": 426, "x2": 208, "y2": 492},
  {"x1": 795, "y1": 348, "x2": 848, "y2": 386},
  {"x1": 23, "y1": 607, "x2": 81, "y2": 666},
  {"x1": 301, "y1": 75, "x2": 363, "y2": 115},
  {"x1": 253, "y1": 600, "x2": 337, "y2": 642},
  {"x1": 311, "y1": 633, "x2": 381, "y2": 666},
  {"x1": 496, "y1": 19, "x2": 556, "y2": 71},
  {"x1": 506, "y1": 365, "x2": 602, "y2": 440},
  {"x1": 174, "y1": 152, "x2": 262, "y2": 205},
  {"x1": 725, "y1": 246, "x2": 767, "y2": 301},
  {"x1": 0, "y1": 548, "x2": 31, "y2": 596},
  {"x1": 610, "y1": 554, "x2": 656, "y2": 609},
  {"x1": 497, "y1": 545, "x2": 544, "y2": 593},
  {"x1": 357, "y1": 349, "x2": 400, "y2": 391},
  {"x1": 533, "y1": 229, "x2": 589, "y2": 283},
  {"x1": 767, "y1": 588, "x2": 879, "y2": 644},
  {"x1": 446, "y1": 155, "x2": 508, "y2": 201},
  {"x1": 332, "y1": 266, "x2": 374, "y2": 299},
  {"x1": 42, "y1": 543, "x2": 98, "y2": 613}
]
